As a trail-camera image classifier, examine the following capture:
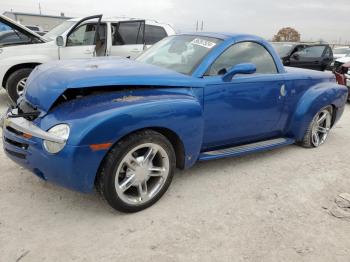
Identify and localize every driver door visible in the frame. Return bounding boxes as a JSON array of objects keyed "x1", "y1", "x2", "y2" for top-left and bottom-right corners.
[
  {"x1": 59, "y1": 15, "x2": 104, "y2": 59},
  {"x1": 289, "y1": 45, "x2": 328, "y2": 70},
  {"x1": 202, "y1": 41, "x2": 286, "y2": 150}
]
